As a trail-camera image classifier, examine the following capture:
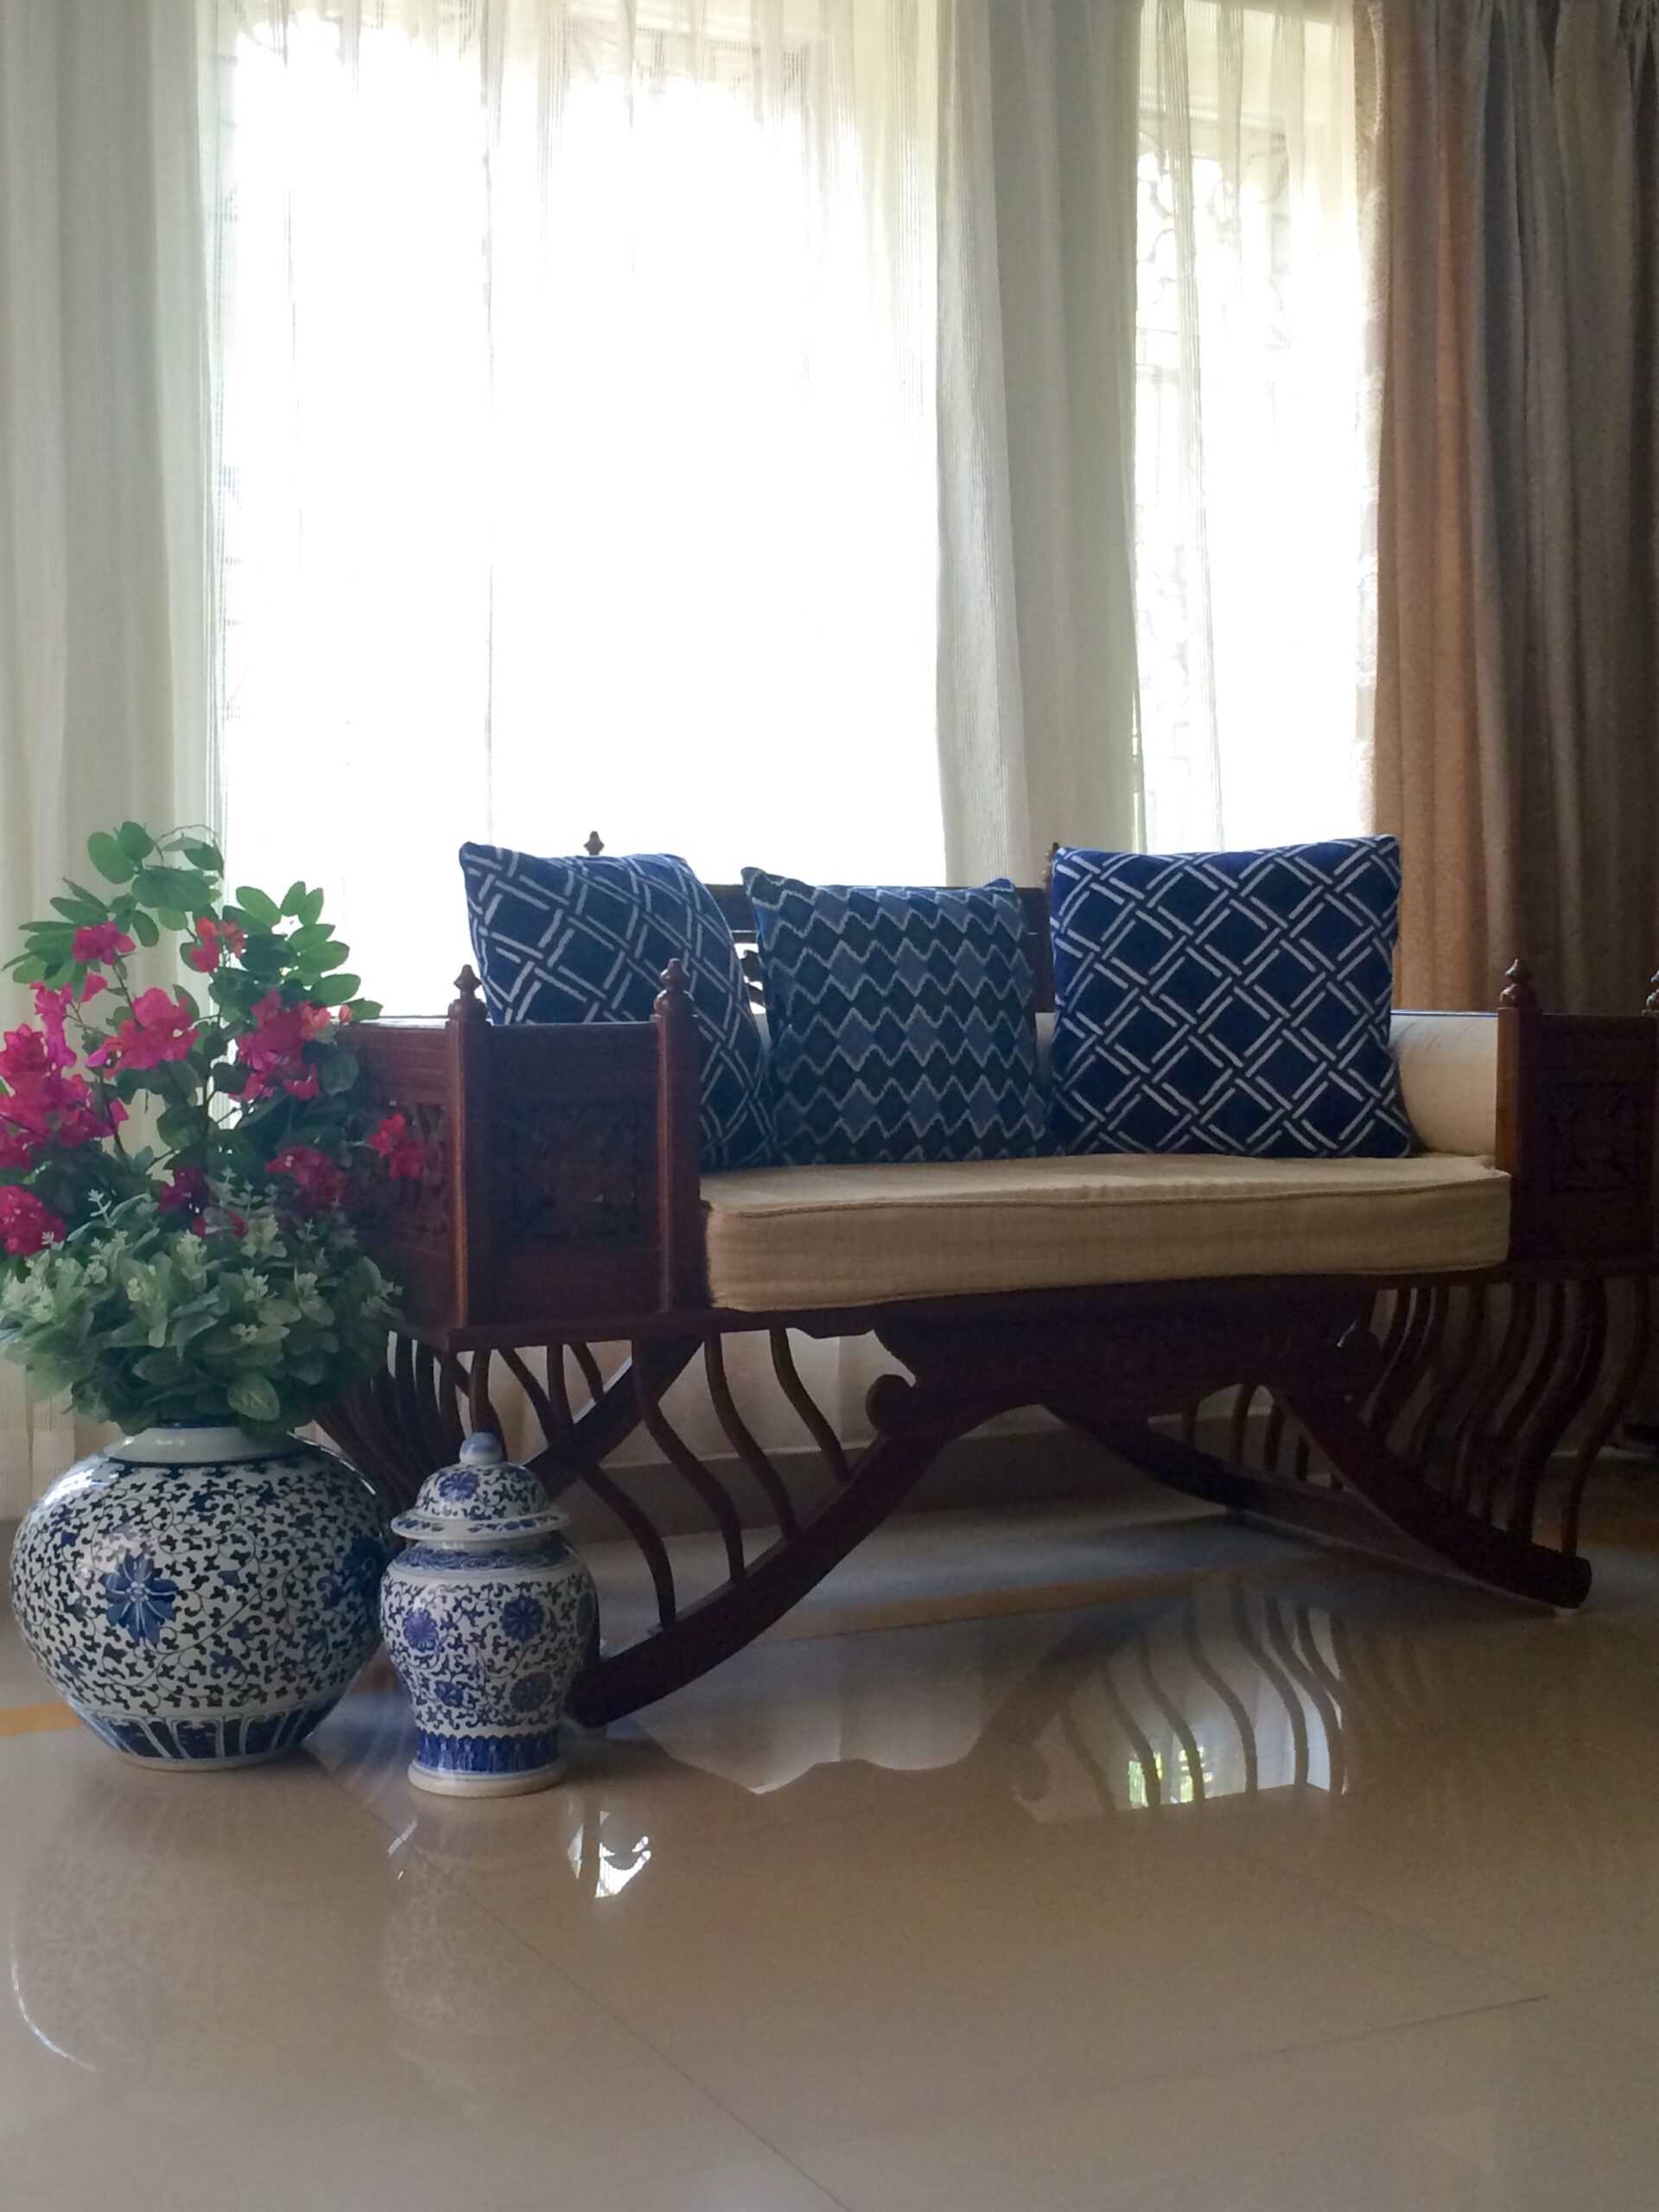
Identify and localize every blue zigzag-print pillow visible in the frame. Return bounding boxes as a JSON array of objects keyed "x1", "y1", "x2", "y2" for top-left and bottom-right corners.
[
  {"x1": 1049, "y1": 837, "x2": 1413, "y2": 1159},
  {"x1": 460, "y1": 845, "x2": 772, "y2": 1172},
  {"x1": 744, "y1": 871, "x2": 1047, "y2": 1166}
]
